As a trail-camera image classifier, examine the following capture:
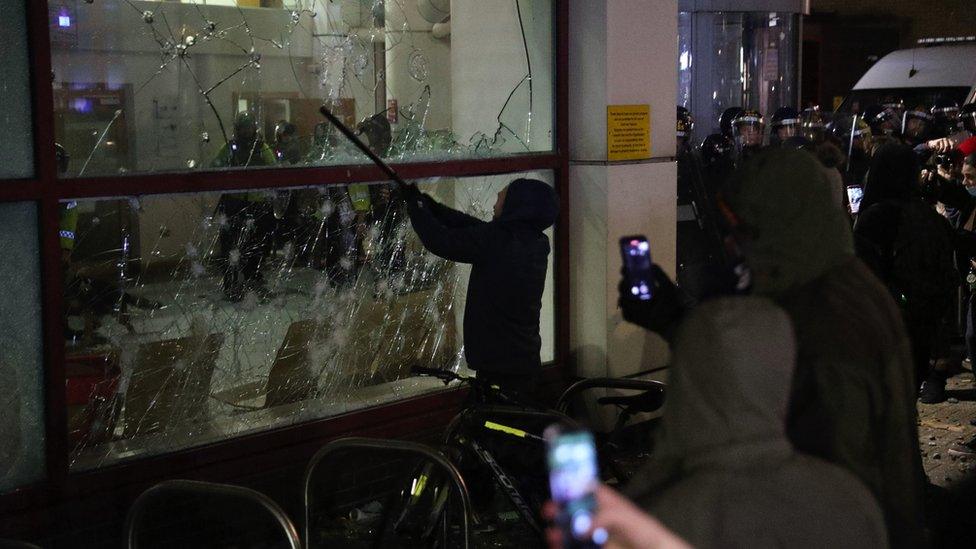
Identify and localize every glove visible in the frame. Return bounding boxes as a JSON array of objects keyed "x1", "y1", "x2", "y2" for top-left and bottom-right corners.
[
  {"x1": 400, "y1": 182, "x2": 422, "y2": 202},
  {"x1": 618, "y1": 264, "x2": 693, "y2": 343}
]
